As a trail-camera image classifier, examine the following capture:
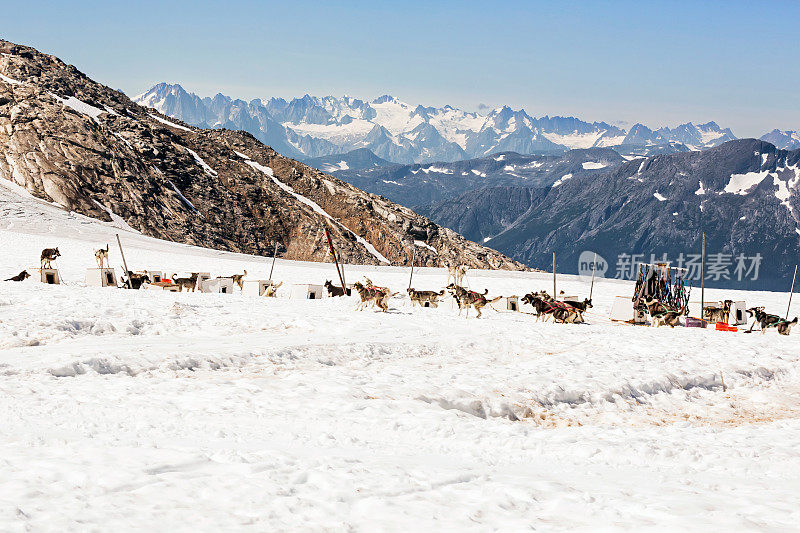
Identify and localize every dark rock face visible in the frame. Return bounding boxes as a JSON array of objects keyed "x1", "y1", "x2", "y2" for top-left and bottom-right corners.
[
  {"x1": 0, "y1": 40, "x2": 525, "y2": 271},
  {"x1": 336, "y1": 148, "x2": 625, "y2": 208},
  {"x1": 426, "y1": 139, "x2": 800, "y2": 290}
]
